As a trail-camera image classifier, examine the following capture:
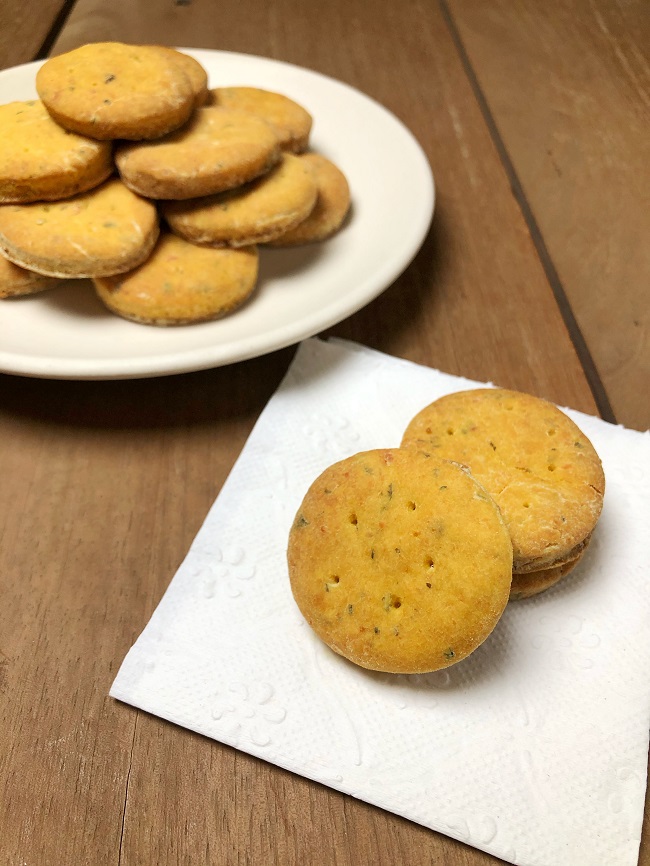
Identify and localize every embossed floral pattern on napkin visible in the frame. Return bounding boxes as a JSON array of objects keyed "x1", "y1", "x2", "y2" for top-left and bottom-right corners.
[{"x1": 111, "y1": 338, "x2": 650, "y2": 866}]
